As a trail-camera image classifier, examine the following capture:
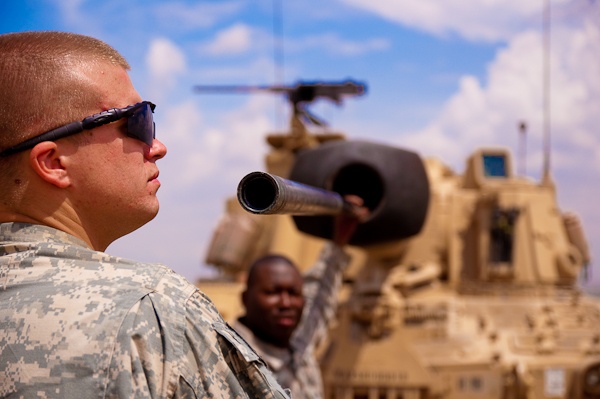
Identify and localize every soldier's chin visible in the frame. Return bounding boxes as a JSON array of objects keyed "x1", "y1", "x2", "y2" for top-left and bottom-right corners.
[{"x1": 138, "y1": 204, "x2": 160, "y2": 226}]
